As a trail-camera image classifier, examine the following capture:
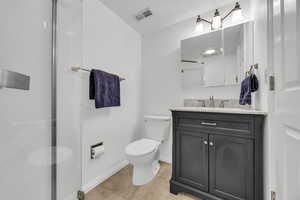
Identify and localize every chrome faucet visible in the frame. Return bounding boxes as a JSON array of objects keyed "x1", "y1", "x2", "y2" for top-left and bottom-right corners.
[
  {"x1": 209, "y1": 96, "x2": 215, "y2": 107},
  {"x1": 197, "y1": 99, "x2": 206, "y2": 107}
]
